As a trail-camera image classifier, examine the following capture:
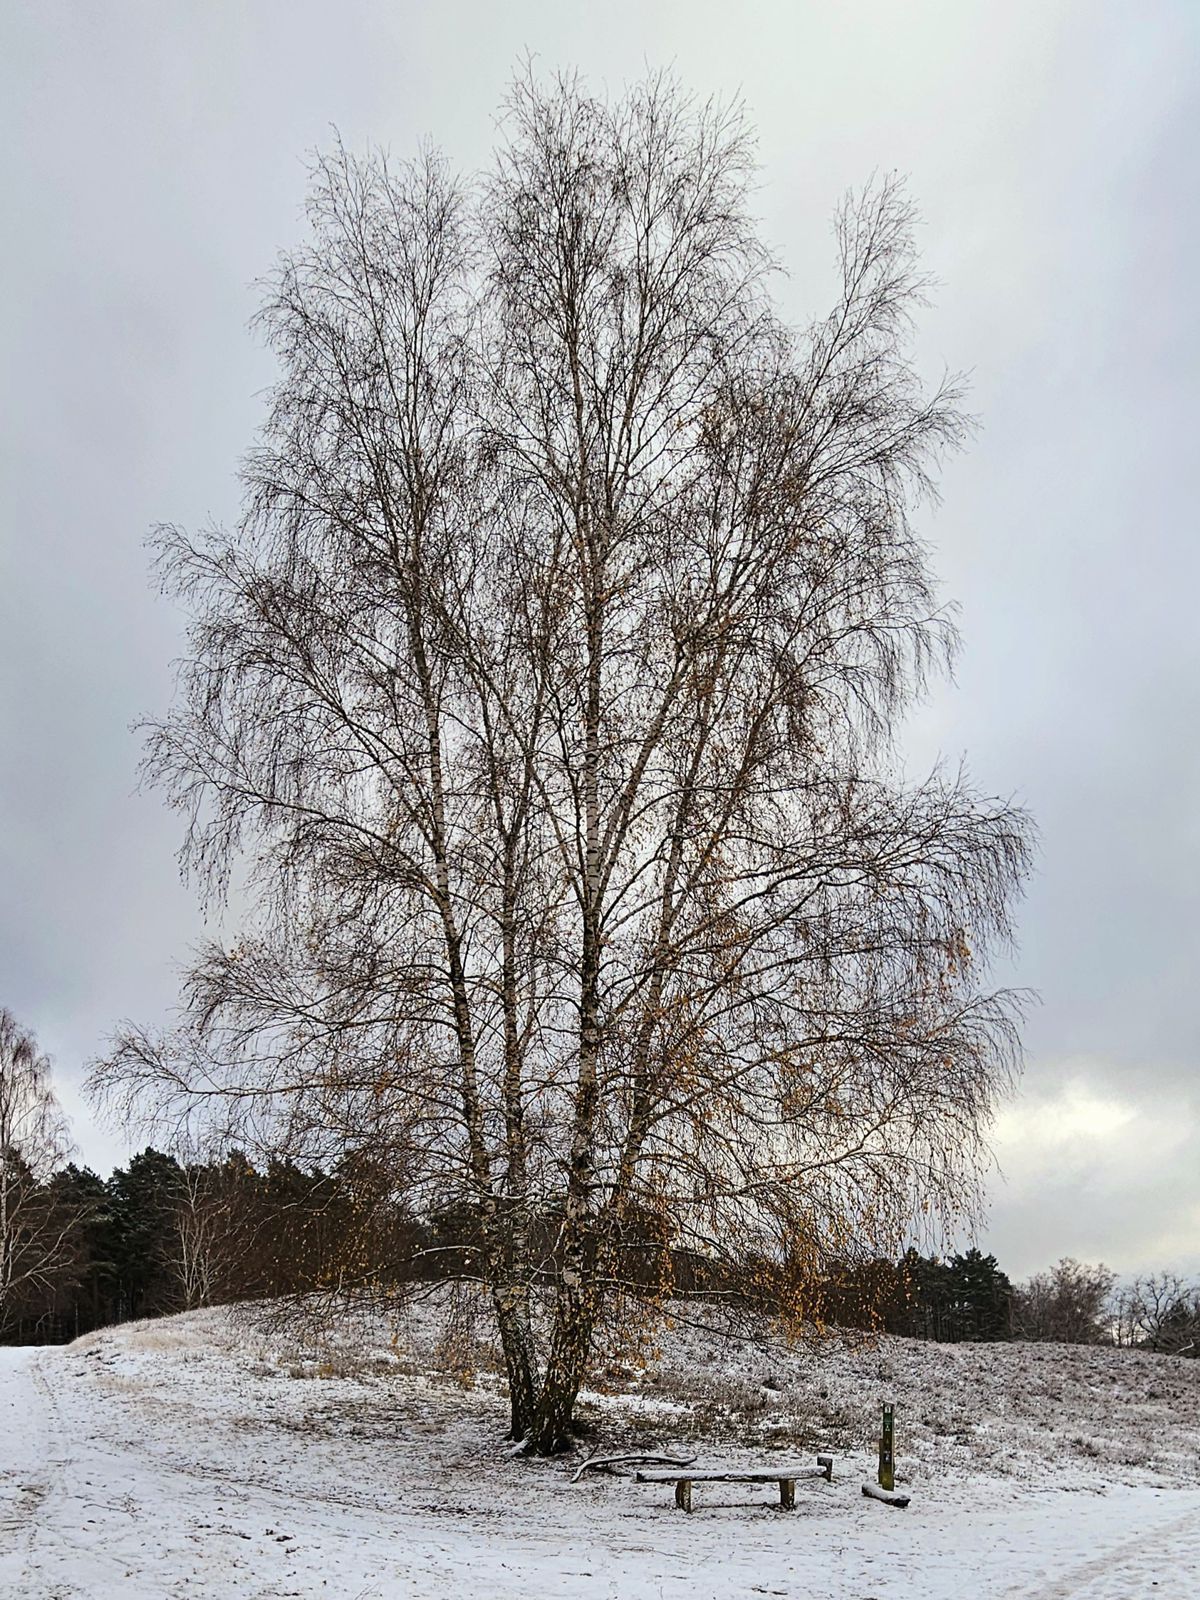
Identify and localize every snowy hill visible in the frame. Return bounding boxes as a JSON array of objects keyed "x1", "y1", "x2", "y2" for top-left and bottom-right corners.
[{"x1": 1, "y1": 1298, "x2": 1198, "y2": 1597}]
